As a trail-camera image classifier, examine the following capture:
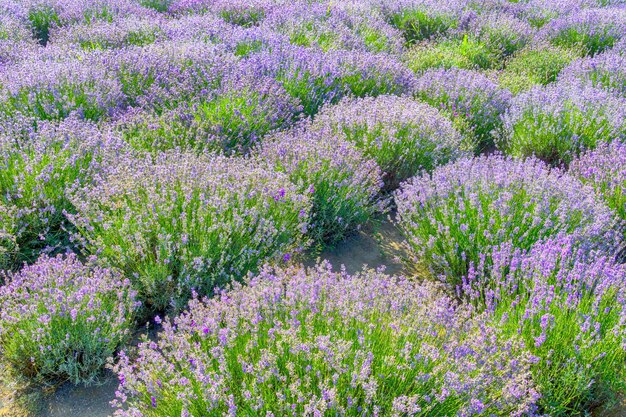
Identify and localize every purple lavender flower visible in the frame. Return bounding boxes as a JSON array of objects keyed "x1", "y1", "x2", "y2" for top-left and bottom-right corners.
[
  {"x1": 414, "y1": 68, "x2": 512, "y2": 151},
  {"x1": 0, "y1": 116, "x2": 128, "y2": 270},
  {"x1": 501, "y1": 79, "x2": 626, "y2": 165},
  {"x1": 114, "y1": 72, "x2": 301, "y2": 155},
  {"x1": 570, "y1": 141, "x2": 626, "y2": 239},
  {"x1": 539, "y1": 7, "x2": 626, "y2": 55},
  {"x1": 463, "y1": 235, "x2": 626, "y2": 413},
  {"x1": 395, "y1": 154, "x2": 618, "y2": 282},
  {"x1": 559, "y1": 50, "x2": 626, "y2": 98},
  {"x1": 0, "y1": 253, "x2": 138, "y2": 384},
  {"x1": 262, "y1": 3, "x2": 403, "y2": 54},
  {"x1": 244, "y1": 43, "x2": 416, "y2": 115},
  {"x1": 257, "y1": 125, "x2": 384, "y2": 246},
  {"x1": 48, "y1": 16, "x2": 165, "y2": 49},
  {"x1": 68, "y1": 151, "x2": 311, "y2": 311},
  {"x1": 310, "y1": 95, "x2": 469, "y2": 191},
  {"x1": 111, "y1": 261, "x2": 539, "y2": 416}
]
